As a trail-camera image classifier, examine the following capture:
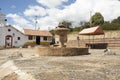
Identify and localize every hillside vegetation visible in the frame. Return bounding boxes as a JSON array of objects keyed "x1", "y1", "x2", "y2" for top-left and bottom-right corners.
[{"x1": 50, "y1": 13, "x2": 120, "y2": 36}]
